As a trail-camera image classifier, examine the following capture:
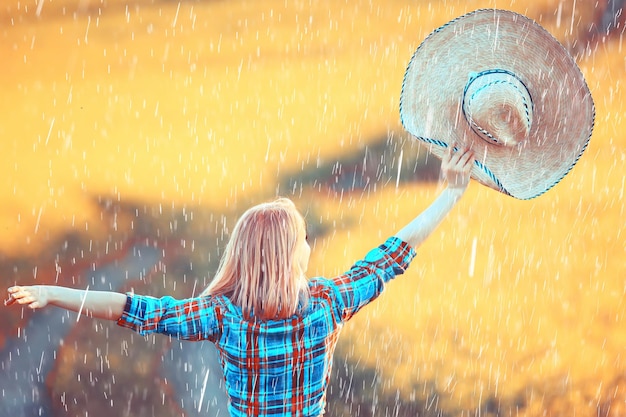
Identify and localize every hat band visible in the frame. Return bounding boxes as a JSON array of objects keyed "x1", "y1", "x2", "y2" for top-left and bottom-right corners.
[{"x1": 462, "y1": 69, "x2": 534, "y2": 147}]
